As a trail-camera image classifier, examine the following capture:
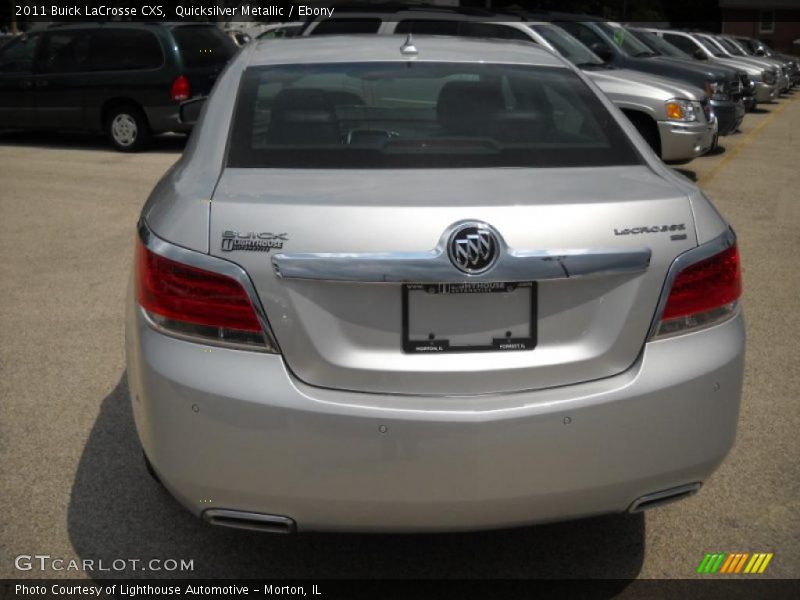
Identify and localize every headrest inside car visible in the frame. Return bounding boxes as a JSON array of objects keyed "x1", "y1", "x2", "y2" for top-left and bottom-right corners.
[{"x1": 437, "y1": 81, "x2": 504, "y2": 136}]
